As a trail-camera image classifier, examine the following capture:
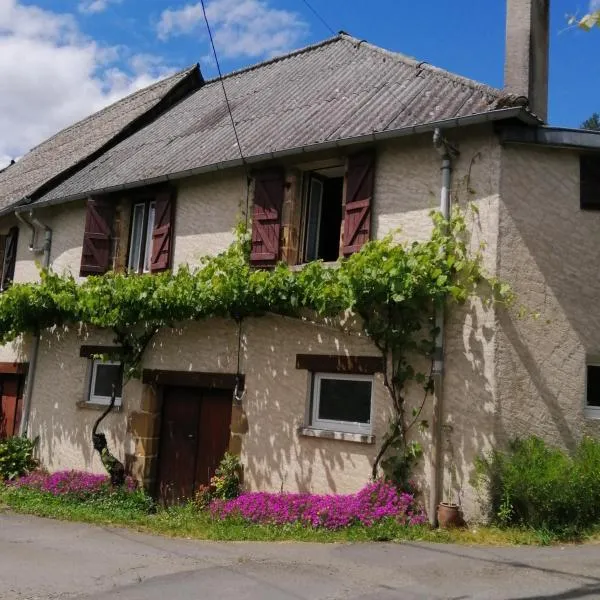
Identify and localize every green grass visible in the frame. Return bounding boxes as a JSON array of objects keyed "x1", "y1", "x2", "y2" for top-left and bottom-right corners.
[{"x1": 1, "y1": 484, "x2": 598, "y2": 546}]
